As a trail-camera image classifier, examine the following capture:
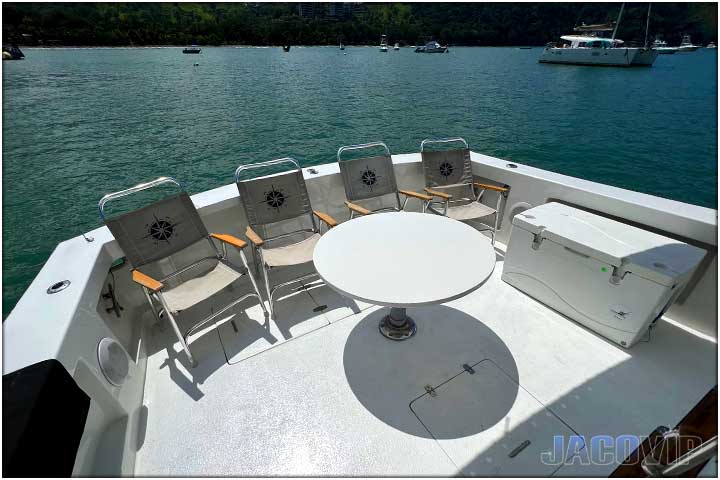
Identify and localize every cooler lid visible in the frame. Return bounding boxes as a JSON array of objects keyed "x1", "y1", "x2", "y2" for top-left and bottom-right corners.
[{"x1": 512, "y1": 202, "x2": 706, "y2": 286}]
